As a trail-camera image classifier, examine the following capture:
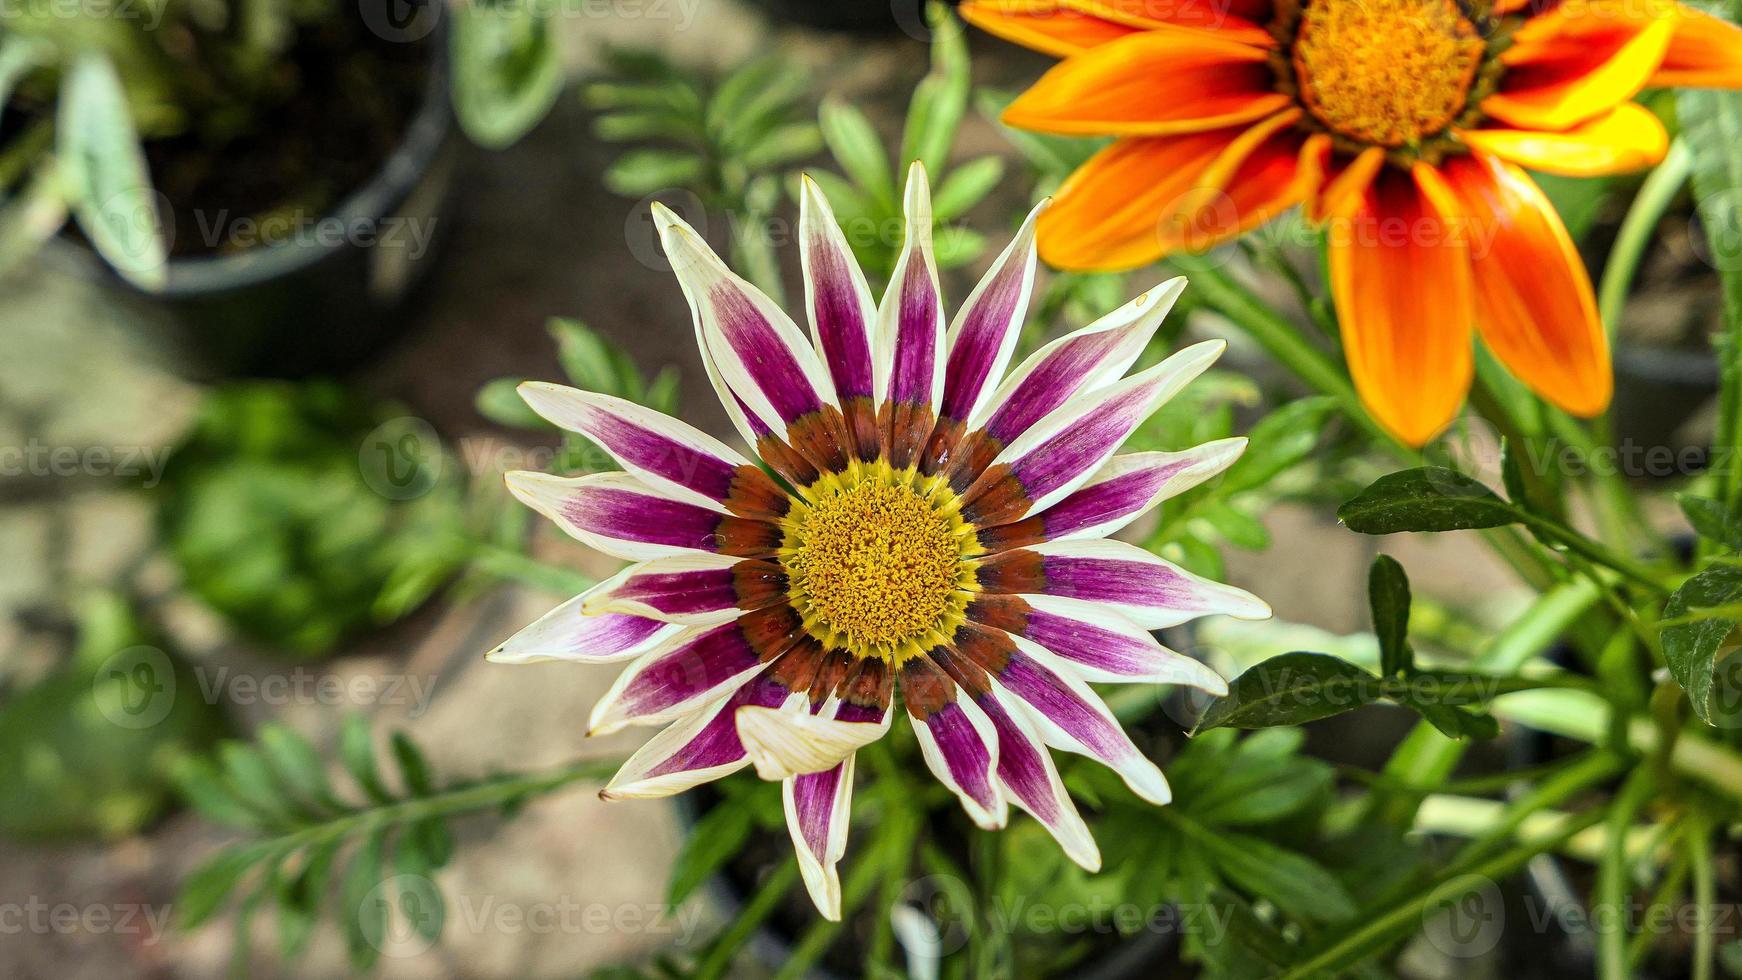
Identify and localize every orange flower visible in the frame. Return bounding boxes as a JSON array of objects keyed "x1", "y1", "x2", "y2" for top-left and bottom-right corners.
[{"x1": 962, "y1": 0, "x2": 1742, "y2": 445}]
